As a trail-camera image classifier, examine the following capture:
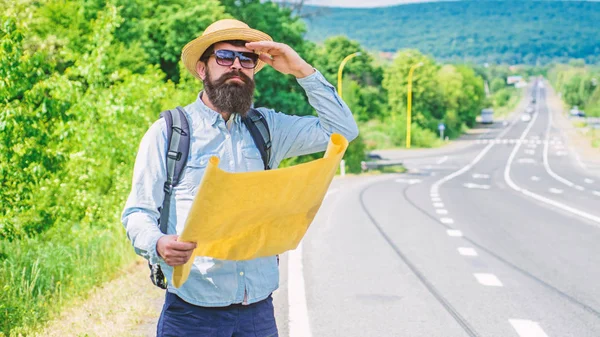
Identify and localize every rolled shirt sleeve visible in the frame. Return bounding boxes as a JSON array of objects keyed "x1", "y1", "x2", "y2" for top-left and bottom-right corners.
[{"x1": 262, "y1": 70, "x2": 359, "y2": 167}]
